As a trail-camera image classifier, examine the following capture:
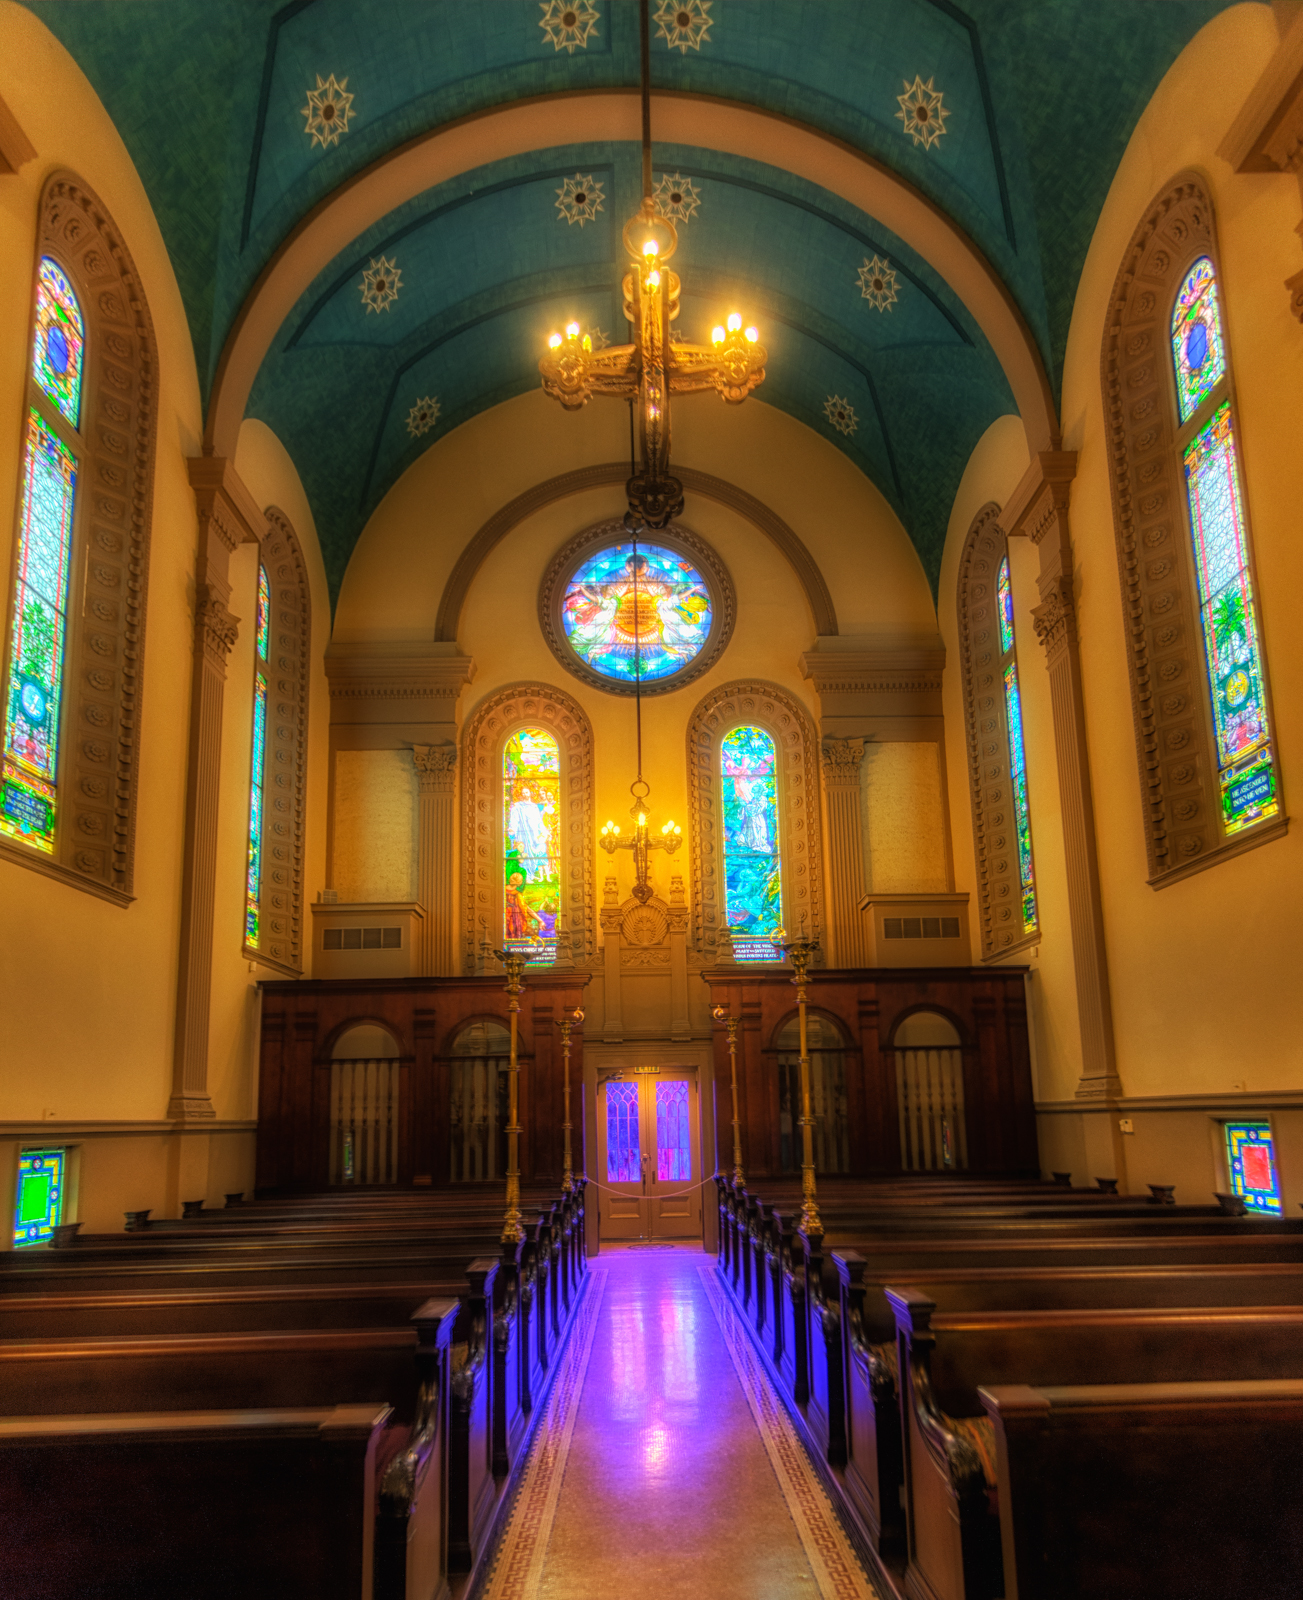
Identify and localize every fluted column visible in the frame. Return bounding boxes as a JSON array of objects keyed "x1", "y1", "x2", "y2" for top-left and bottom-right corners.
[
  {"x1": 171, "y1": 459, "x2": 263, "y2": 1119},
  {"x1": 412, "y1": 743, "x2": 457, "y2": 976},
  {"x1": 1006, "y1": 453, "x2": 1120, "y2": 1101},
  {"x1": 820, "y1": 737, "x2": 868, "y2": 968}
]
